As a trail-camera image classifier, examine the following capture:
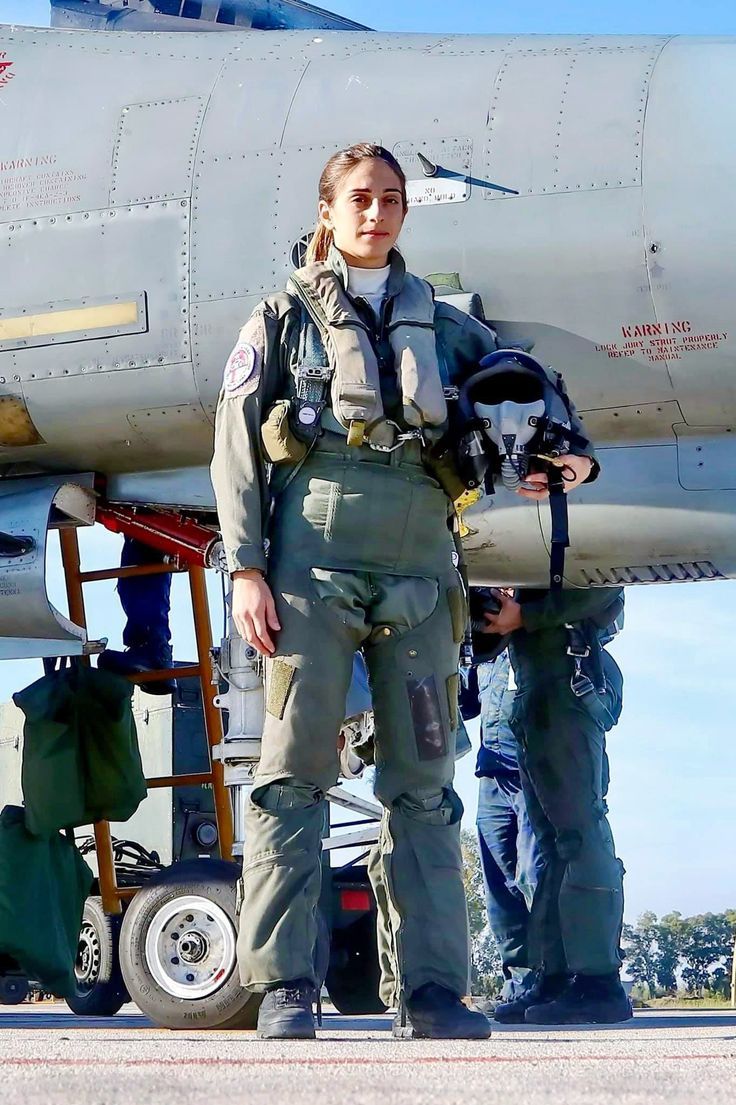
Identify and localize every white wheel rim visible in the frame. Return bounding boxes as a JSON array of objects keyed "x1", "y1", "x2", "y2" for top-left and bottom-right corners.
[
  {"x1": 144, "y1": 894, "x2": 237, "y2": 1001},
  {"x1": 75, "y1": 922, "x2": 101, "y2": 991}
]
